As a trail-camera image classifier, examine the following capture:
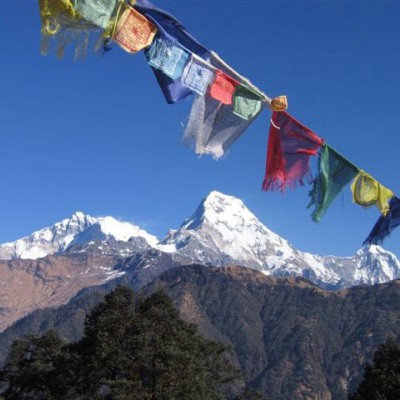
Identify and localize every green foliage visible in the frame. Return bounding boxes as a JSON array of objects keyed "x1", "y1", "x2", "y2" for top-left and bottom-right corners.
[
  {"x1": 0, "y1": 286, "x2": 239, "y2": 400},
  {"x1": 349, "y1": 336, "x2": 400, "y2": 400}
]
